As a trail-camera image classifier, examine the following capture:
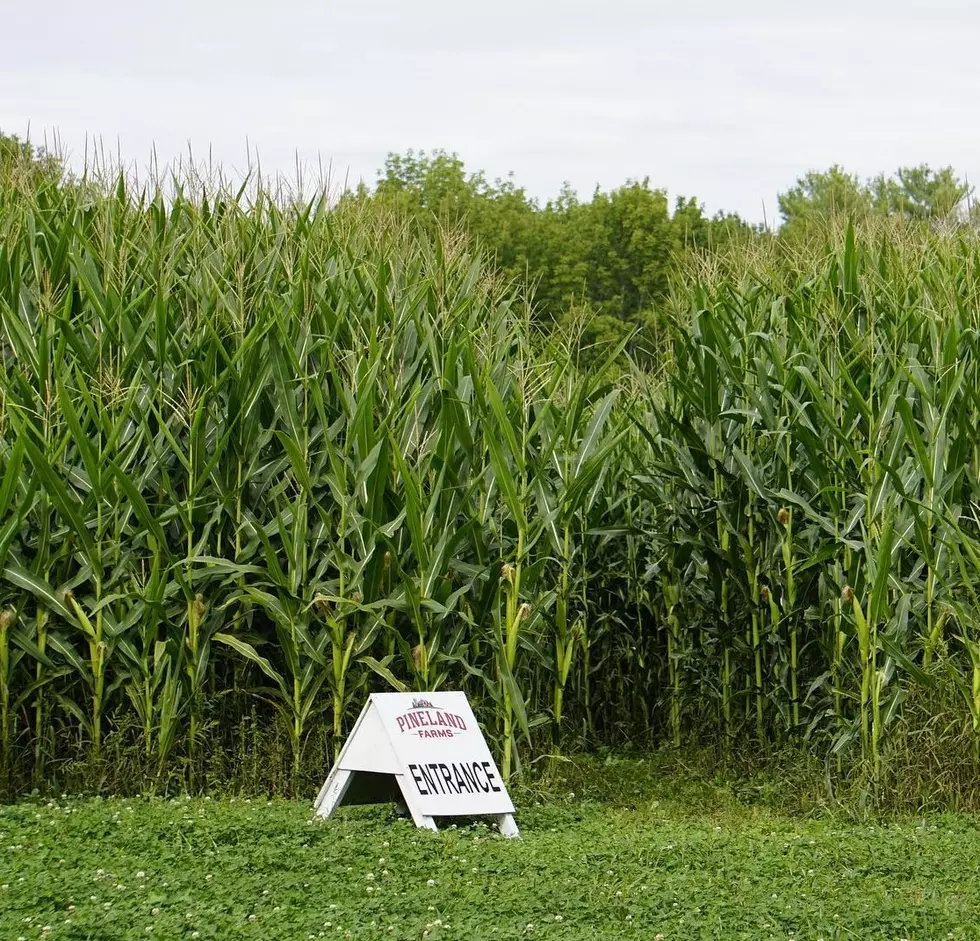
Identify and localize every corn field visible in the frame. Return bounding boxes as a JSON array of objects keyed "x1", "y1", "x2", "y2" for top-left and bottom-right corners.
[{"x1": 3, "y1": 157, "x2": 980, "y2": 805}]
